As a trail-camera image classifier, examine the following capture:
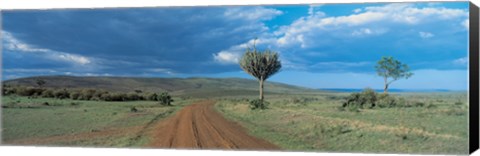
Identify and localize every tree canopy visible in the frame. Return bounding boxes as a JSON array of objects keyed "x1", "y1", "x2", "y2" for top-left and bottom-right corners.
[{"x1": 375, "y1": 56, "x2": 413, "y2": 93}]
